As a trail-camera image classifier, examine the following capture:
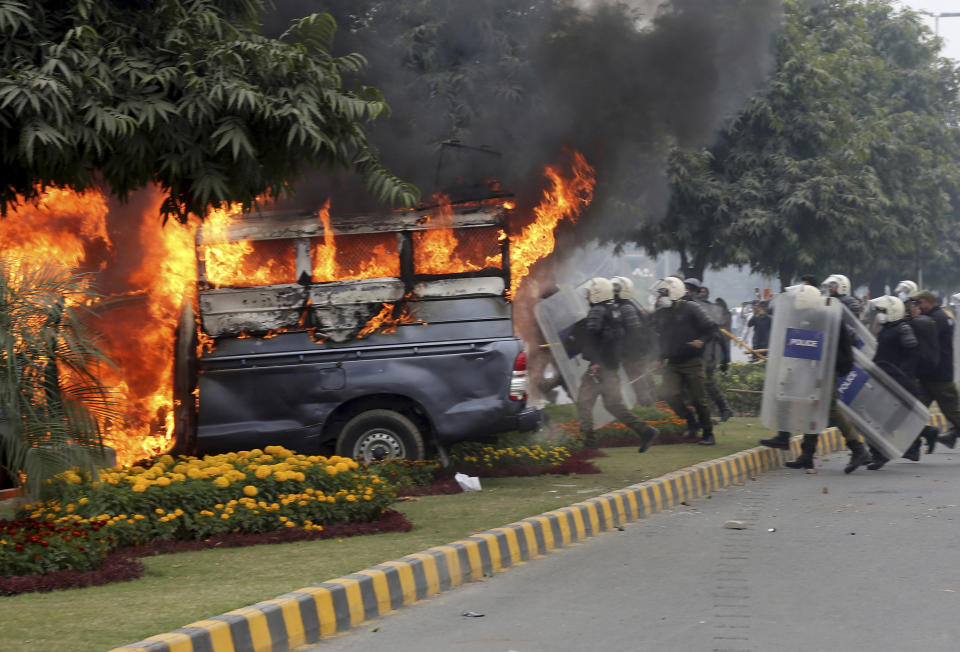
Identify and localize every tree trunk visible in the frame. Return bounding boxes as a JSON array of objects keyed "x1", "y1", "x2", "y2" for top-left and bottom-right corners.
[{"x1": 777, "y1": 261, "x2": 796, "y2": 292}]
